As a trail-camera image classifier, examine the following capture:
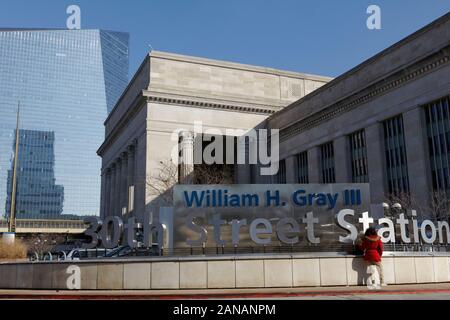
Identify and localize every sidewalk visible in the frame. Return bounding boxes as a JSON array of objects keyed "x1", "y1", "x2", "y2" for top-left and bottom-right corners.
[{"x1": 1, "y1": 283, "x2": 450, "y2": 299}]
